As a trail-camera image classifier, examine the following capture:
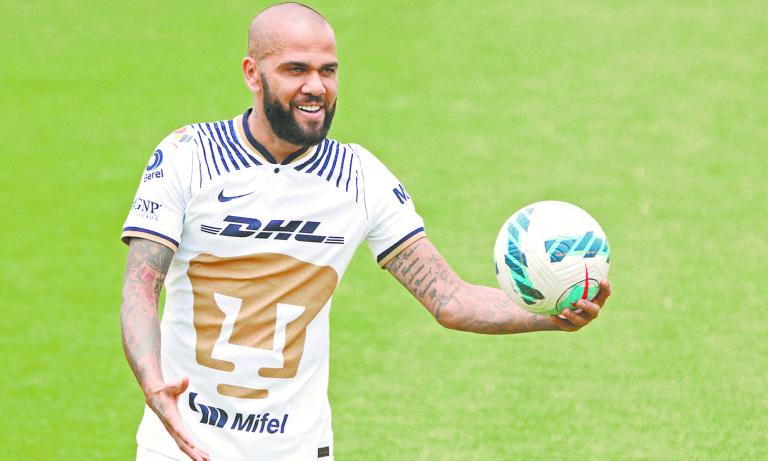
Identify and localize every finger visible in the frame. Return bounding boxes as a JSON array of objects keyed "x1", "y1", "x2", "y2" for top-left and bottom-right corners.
[
  {"x1": 154, "y1": 399, "x2": 197, "y2": 450},
  {"x1": 165, "y1": 417, "x2": 211, "y2": 460},
  {"x1": 561, "y1": 308, "x2": 588, "y2": 328},
  {"x1": 591, "y1": 279, "x2": 612, "y2": 307},
  {"x1": 166, "y1": 376, "x2": 190, "y2": 396},
  {"x1": 573, "y1": 299, "x2": 600, "y2": 319},
  {"x1": 178, "y1": 442, "x2": 211, "y2": 461},
  {"x1": 550, "y1": 314, "x2": 578, "y2": 332}
]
